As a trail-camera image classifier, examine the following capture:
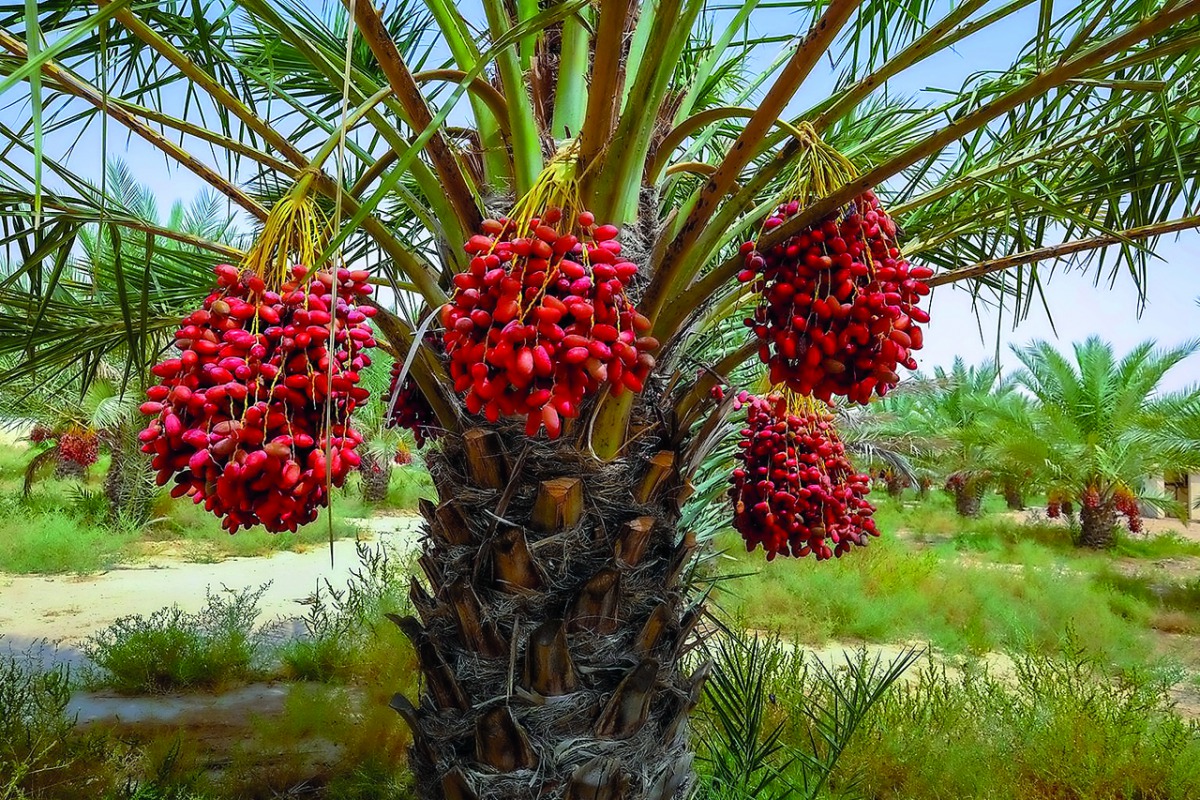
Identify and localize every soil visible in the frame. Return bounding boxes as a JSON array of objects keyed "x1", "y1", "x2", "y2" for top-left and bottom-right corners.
[
  {"x1": 0, "y1": 515, "x2": 422, "y2": 666},
  {"x1": 1004, "y1": 508, "x2": 1200, "y2": 542}
]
